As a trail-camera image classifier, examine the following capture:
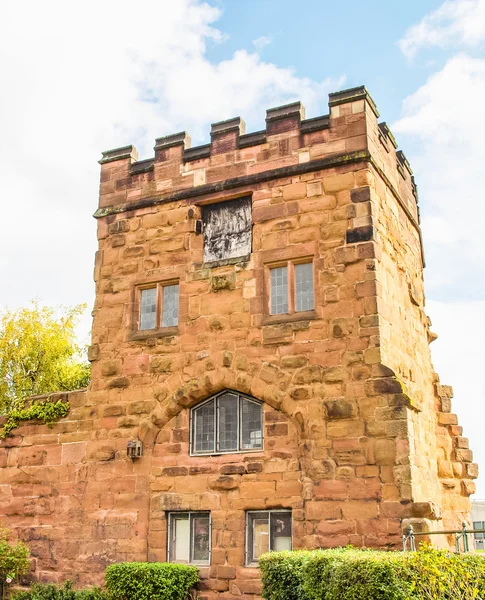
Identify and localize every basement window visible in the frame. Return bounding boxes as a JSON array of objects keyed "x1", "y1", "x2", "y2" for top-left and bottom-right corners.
[
  {"x1": 202, "y1": 197, "x2": 252, "y2": 264},
  {"x1": 246, "y1": 511, "x2": 292, "y2": 565},
  {"x1": 269, "y1": 261, "x2": 314, "y2": 315},
  {"x1": 167, "y1": 512, "x2": 211, "y2": 565},
  {"x1": 137, "y1": 282, "x2": 179, "y2": 331},
  {"x1": 190, "y1": 391, "x2": 263, "y2": 455}
]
